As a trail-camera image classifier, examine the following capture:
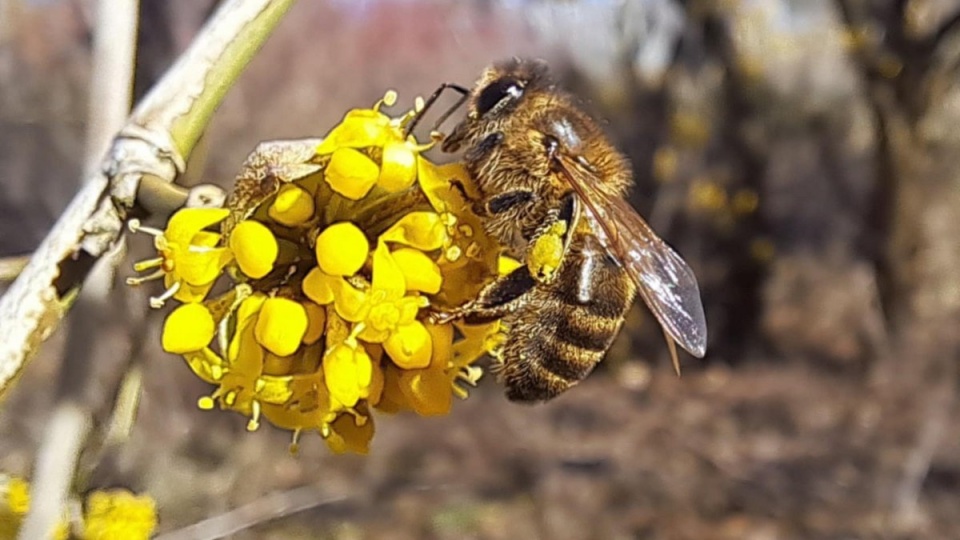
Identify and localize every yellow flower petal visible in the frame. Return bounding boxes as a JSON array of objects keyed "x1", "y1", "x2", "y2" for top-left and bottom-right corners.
[
  {"x1": 302, "y1": 267, "x2": 336, "y2": 304},
  {"x1": 165, "y1": 207, "x2": 230, "y2": 247},
  {"x1": 175, "y1": 247, "x2": 231, "y2": 286},
  {"x1": 268, "y1": 184, "x2": 316, "y2": 226},
  {"x1": 417, "y1": 160, "x2": 477, "y2": 214},
  {"x1": 316, "y1": 111, "x2": 392, "y2": 155},
  {"x1": 378, "y1": 141, "x2": 417, "y2": 192},
  {"x1": 325, "y1": 413, "x2": 374, "y2": 455},
  {"x1": 375, "y1": 365, "x2": 408, "y2": 413},
  {"x1": 167, "y1": 274, "x2": 214, "y2": 304},
  {"x1": 330, "y1": 278, "x2": 370, "y2": 322},
  {"x1": 254, "y1": 297, "x2": 308, "y2": 356},
  {"x1": 379, "y1": 211, "x2": 446, "y2": 251},
  {"x1": 228, "y1": 316, "x2": 265, "y2": 377},
  {"x1": 399, "y1": 366, "x2": 452, "y2": 416},
  {"x1": 385, "y1": 321, "x2": 432, "y2": 369},
  {"x1": 315, "y1": 222, "x2": 369, "y2": 276},
  {"x1": 323, "y1": 344, "x2": 372, "y2": 408},
  {"x1": 182, "y1": 347, "x2": 226, "y2": 383},
  {"x1": 364, "y1": 356, "x2": 385, "y2": 404},
  {"x1": 392, "y1": 248, "x2": 442, "y2": 293},
  {"x1": 371, "y1": 241, "x2": 405, "y2": 294},
  {"x1": 162, "y1": 303, "x2": 215, "y2": 354},
  {"x1": 426, "y1": 322, "x2": 454, "y2": 366},
  {"x1": 302, "y1": 302, "x2": 327, "y2": 345},
  {"x1": 256, "y1": 374, "x2": 295, "y2": 404},
  {"x1": 325, "y1": 147, "x2": 380, "y2": 199},
  {"x1": 236, "y1": 293, "x2": 267, "y2": 326},
  {"x1": 229, "y1": 220, "x2": 278, "y2": 279}
]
